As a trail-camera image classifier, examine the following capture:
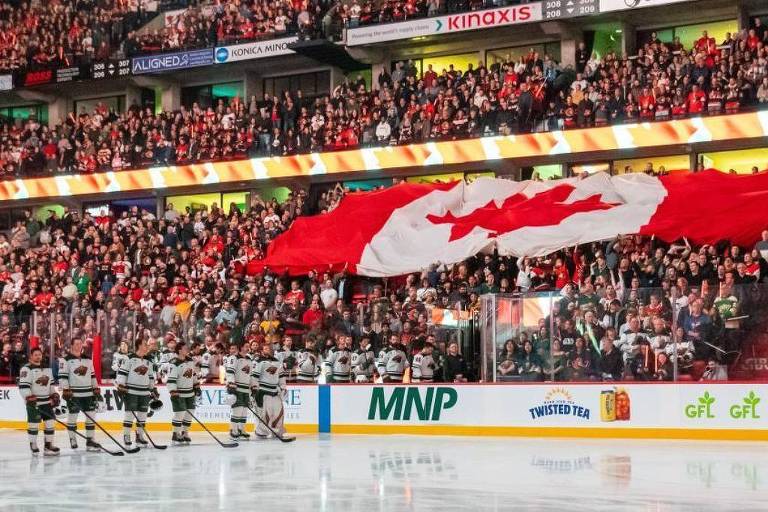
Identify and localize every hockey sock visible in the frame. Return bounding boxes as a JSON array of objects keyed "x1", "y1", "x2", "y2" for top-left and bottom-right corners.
[
  {"x1": 236, "y1": 407, "x2": 247, "y2": 432},
  {"x1": 43, "y1": 420, "x2": 54, "y2": 444},
  {"x1": 182, "y1": 411, "x2": 192, "y2": 435},
  {"x1": 137, "y1": 411, "x2": 148, "y2": 437},
  {"x1": 27, "y1": 422, "x2": 38, "y2": 445},
  {"x1": 85, "y1": 416, "x2": 95, "y2": 439},
  {"x1": 67, "y1": 413, "x2": 78, "y2": 442},
  {"x1": 123, "y1": 411, "x2": 133, "y2": 437},
  {"x1": 172, "y1": 411, "x2": 184, "y2": 435}
]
